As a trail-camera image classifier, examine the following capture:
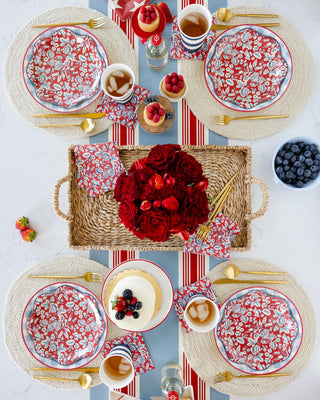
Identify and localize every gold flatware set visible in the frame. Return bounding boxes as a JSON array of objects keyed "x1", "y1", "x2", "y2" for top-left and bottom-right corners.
[
  {"x1": 213, "y1": 115, "x2": 289, "y2": 125},
  {"x1": 33, "y1": 112, "x2": 106, "y2": 119},
  {"x1": 27, "y1": 271, "x2": 102, "y2": 282},
  {"x1": 33, "y1": 373, "x2": 93, "y2": 389},
  {"x1": 213, "y1": 371, "x2": 291, "y2": 383},
  {"x1": 216, "y1": 7, "x2": 278, "y2": 23},
  {"x1": 210, "y1": 22, "x2": 279, "y2": 31},
  {"x1": 36, "y1": 118, "x2": 95, "y2": 133},
  {"x1": 31, "y1": 16, "x2": 107, "y2": 29}
]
